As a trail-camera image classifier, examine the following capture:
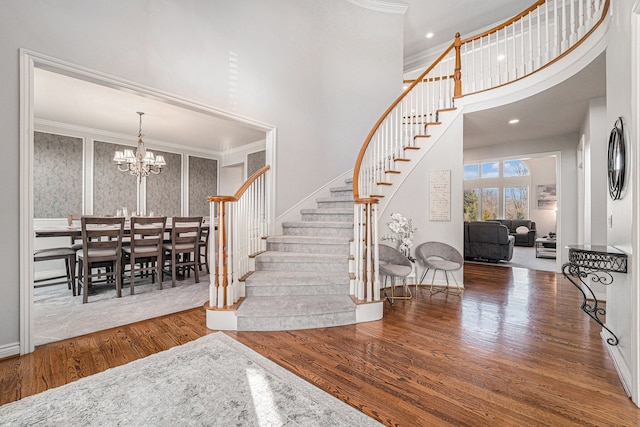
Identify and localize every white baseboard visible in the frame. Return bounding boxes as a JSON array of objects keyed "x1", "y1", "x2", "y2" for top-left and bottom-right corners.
[
  {"x1": 0, "y1": 341, "x2": 20, "y2": 359},
  {"x1": 603, "y1": 332, "x2": 633, "y2": 400}
]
